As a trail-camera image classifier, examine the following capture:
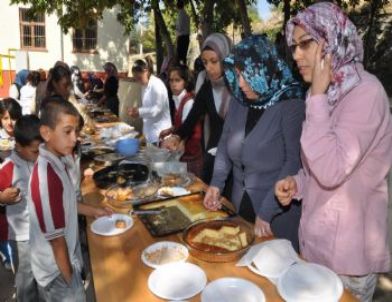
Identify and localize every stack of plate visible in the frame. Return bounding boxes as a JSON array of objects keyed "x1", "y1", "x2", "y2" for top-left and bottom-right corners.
[{"x1": 277, "y1": 263, "x2": 343, "y2": 302}]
